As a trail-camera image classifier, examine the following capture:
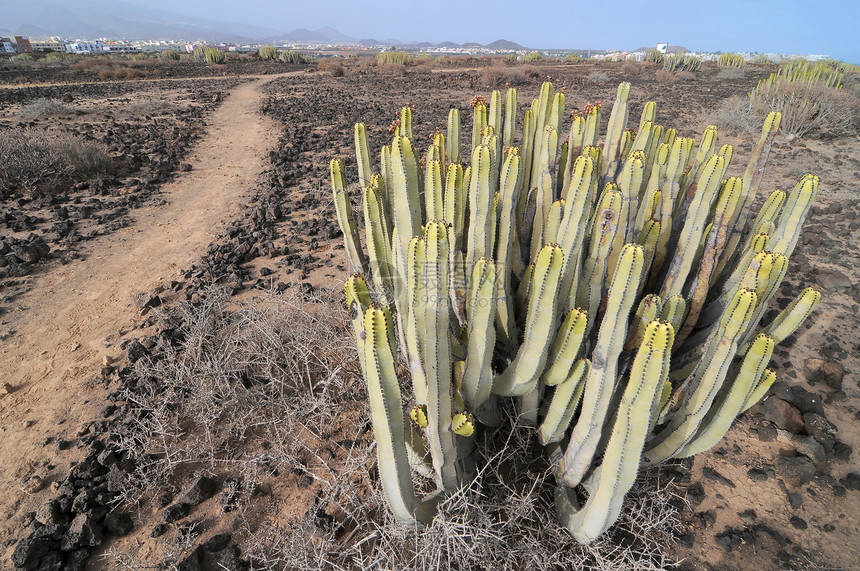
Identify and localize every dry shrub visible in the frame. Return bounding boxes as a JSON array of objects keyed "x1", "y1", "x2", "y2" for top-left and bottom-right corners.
[
  {"x1": 18, "y1": 98, "x2": 73, "y2": 120},
  {"x1": 111, "y1": 288, "x2": 361, "y2": 506},
  {"x1": 128, "y1": 98, "x2": 174, "y2": 115},
  {"x1": 481, "y1": 66, "x2": 527, "y2": 87},
  {"x1": 655, "y1": 69, "x2": 676, "y2": 85},
  {"x1": 710, "y1": 95, "x2": 758, "y2": 136},
  {"x1": 98, "y1": 68, "x2": 121, "y2": 80},
  {"x1": 521, "y1": 65, "x2": 542, "y2": 79},
  {"x1": 125, "y1": 67, "x2": 148, "y2": 79},
  {"x1": 587, "y1": 70, "x2": 610, "y2": 84},
  {"x1": 378, "y1": 63, "x2": 407, "y2": 76},
  {"x1": 751, "y1": 80, "x2": 859, "y2": 139},
  {"x1": 715, "y1": 67, "x2": 746, "y2": 80},
  {"x1": 621, "y1": 62, "x2": 638, "y2": 75},
  {"x1": 317, "y1": 59, "x2": 345, "y2": 77},
  {"x1": 245, "y1": 402, "x2": 685, "y2": 570},
  {"x1": 71, "y1": 57, "x2": 111, "y2": 72},
  {"x1": 413, "y1": 55, "x2": 436, "y2": 68},
  {"x1": 0, "y1": 128, "x2": 114, "y2": 197}
]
